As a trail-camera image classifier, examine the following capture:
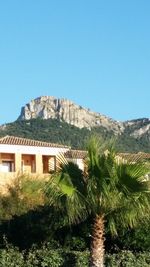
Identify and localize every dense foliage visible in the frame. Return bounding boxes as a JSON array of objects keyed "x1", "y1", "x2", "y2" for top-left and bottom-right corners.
[
  {"x1": 0, "y1": 173, "x2": 149, "y2": 266},
  {"x1": 0, "y1": 246, "x2": 149, "y2": 267},
  {"x1": 0, "y1": 118, "x2": 150, "y2": 152},
  {"x1": 45, "y1": 137, "x2": 150, "y2": 266}
]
